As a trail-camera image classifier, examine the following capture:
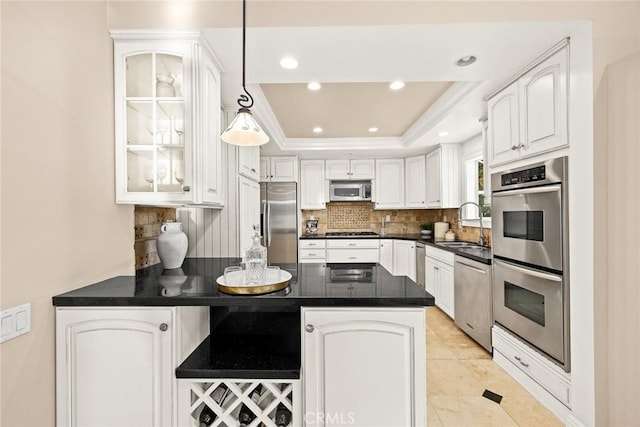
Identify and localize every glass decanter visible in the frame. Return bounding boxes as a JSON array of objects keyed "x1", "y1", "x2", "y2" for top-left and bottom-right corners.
[{"x1": 244, "y1": 224, "x2": 267, "y2": 285}]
